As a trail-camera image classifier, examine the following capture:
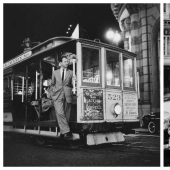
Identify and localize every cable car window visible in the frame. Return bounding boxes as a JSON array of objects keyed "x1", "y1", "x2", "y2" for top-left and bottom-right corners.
[
  {"x1": 14, "y1": 76, "x2": 25, "y2": 96},
  {"x1": 106, "y1": 50, "x2": 120, "y2": 87},
  {"x1": 123, "y1": 57, "x2": 134, "y2": 88},
  {"x1": 4, "y1": 76, "x2": 11, "y2": 97},
  {"x1": 4, "y1": 75, "x2": 12, "y2": 112},
  {"x1": 82, "y1": 46, "x2": 101, "y2": 86}
]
